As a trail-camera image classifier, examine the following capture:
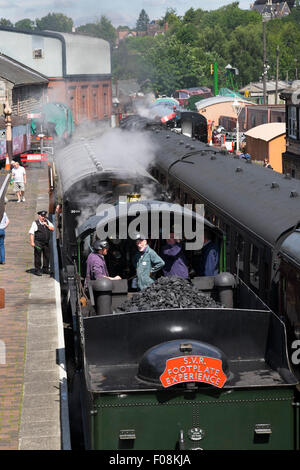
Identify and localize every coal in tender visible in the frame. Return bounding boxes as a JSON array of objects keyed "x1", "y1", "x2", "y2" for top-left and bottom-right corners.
[{"x1": 115, "y1": 276, "x2": 223, "y2": 312}]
